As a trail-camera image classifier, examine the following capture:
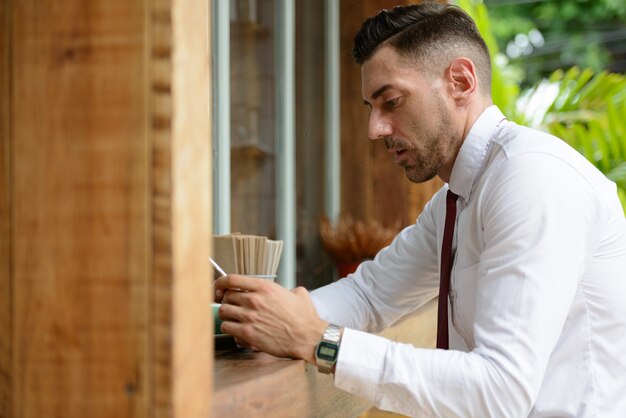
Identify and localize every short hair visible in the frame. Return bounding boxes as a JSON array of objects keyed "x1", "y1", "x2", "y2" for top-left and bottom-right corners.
[{"x1": 353, "y1": 2, "x2": 492, "y2": 94}]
